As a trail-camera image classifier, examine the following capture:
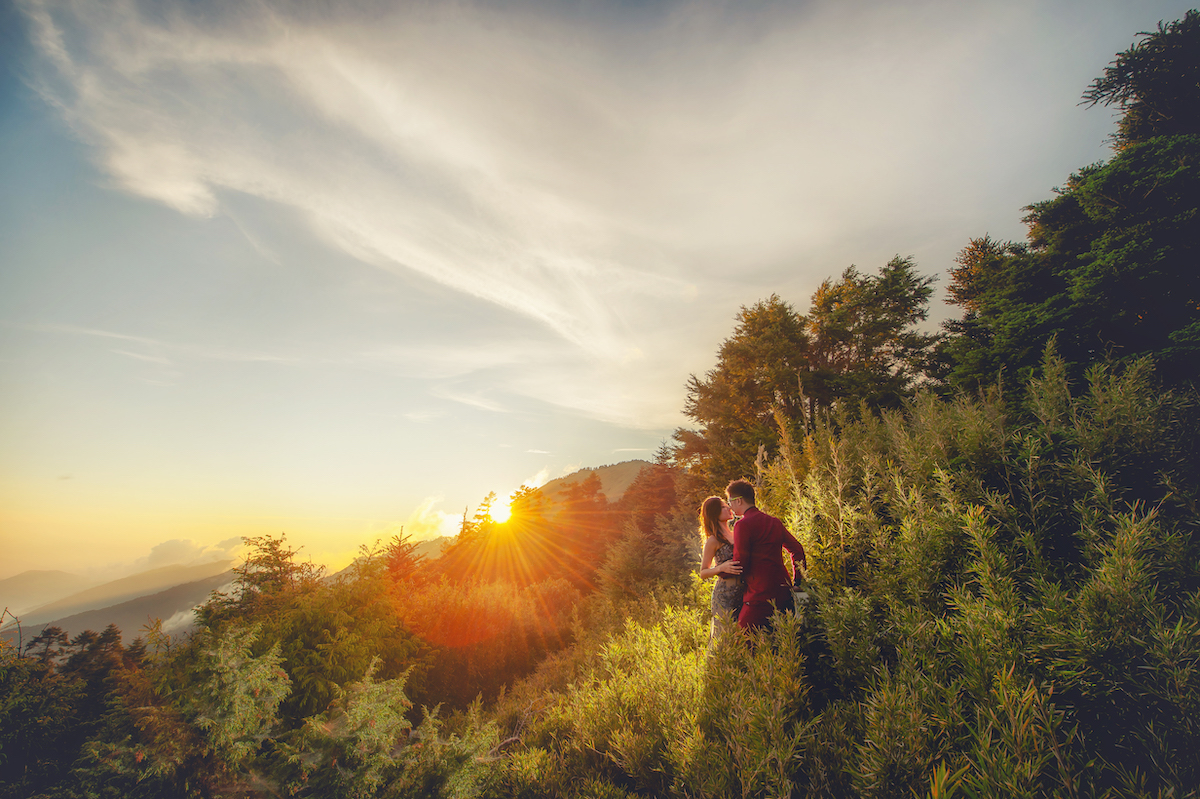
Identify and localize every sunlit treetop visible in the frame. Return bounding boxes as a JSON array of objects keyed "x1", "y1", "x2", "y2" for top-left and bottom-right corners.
[{"x1": 1083, "y1": 9, "x2": 1200, "y2": 149}]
